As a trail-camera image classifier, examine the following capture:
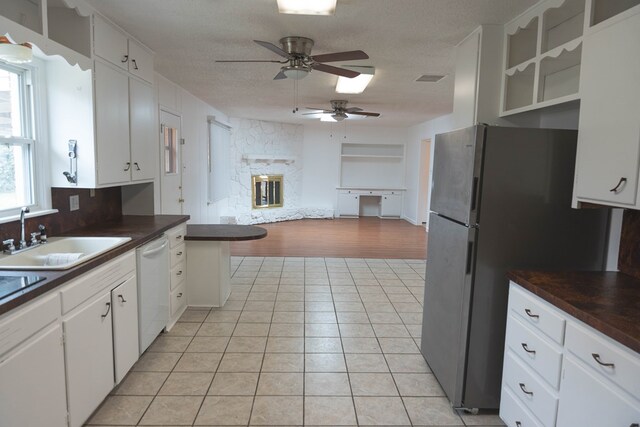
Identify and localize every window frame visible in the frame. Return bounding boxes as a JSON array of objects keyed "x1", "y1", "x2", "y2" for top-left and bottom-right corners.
[{"x1": 0, "y1": 58, "x2": 52, "y2": 222}]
